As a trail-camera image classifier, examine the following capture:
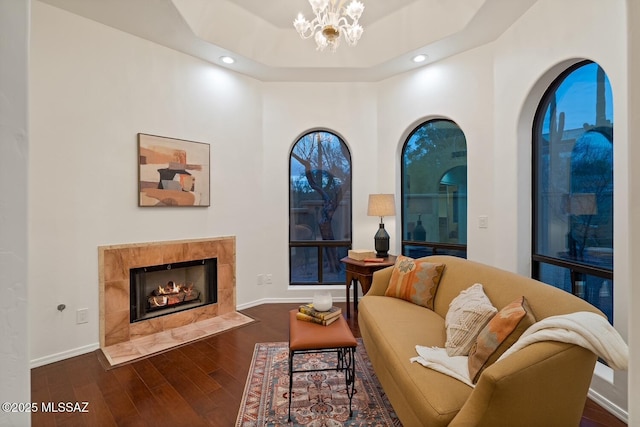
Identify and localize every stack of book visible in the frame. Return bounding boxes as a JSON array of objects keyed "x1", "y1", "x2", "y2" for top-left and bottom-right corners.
[
  {"x1": 296, "y1": 303, "x2": 342, "y2": 326},
  {"x1": 348, "y1": 249, "x2": 375, "y2": 260}
]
